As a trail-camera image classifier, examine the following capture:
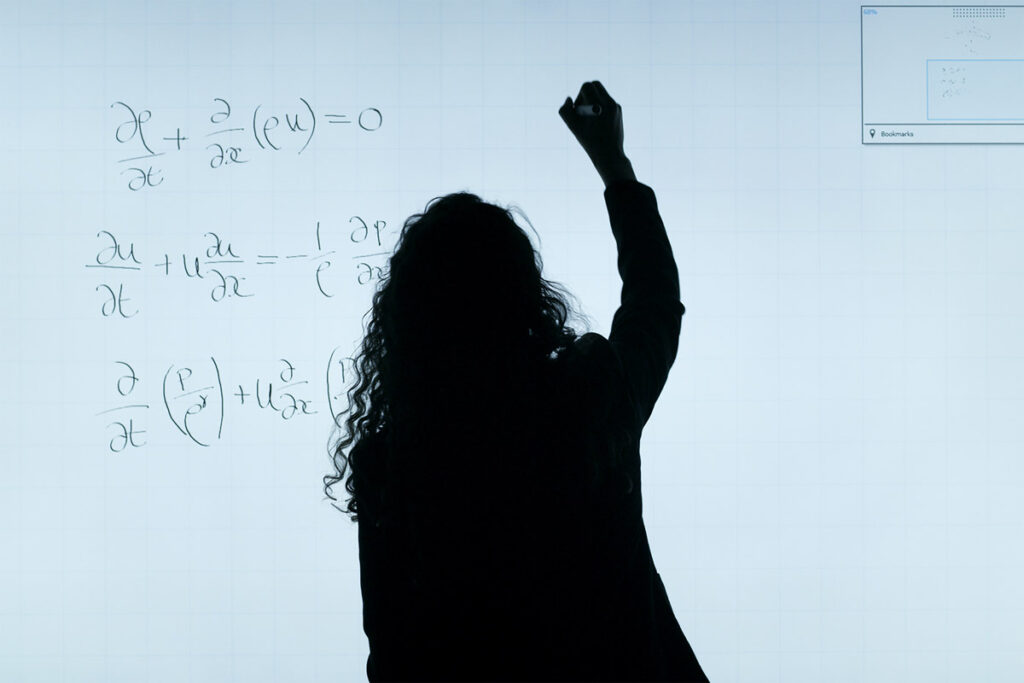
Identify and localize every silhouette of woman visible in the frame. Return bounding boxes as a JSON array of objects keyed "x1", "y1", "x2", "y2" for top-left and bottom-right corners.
[{"x1": 324, "y1": 81, "x2": 709, "y2": 682}]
